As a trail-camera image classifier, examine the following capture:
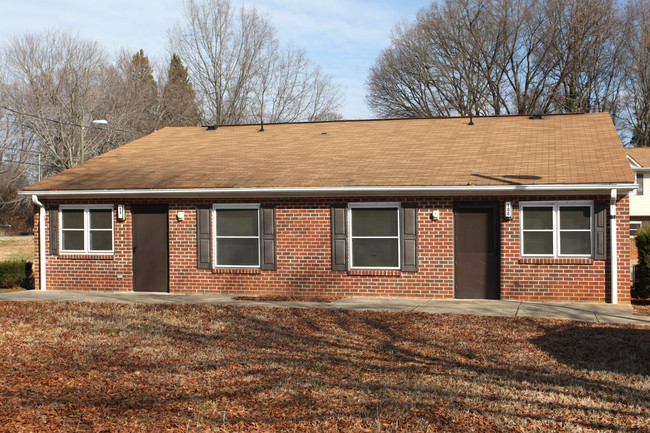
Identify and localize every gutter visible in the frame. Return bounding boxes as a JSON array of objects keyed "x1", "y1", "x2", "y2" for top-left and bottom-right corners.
[
  {"x1": 31, "y1": 195, "x2": 46, "y2": 291},
  {"x1": 19, "y1": 183, "x2": 638, "y2": 199},
  {"x1": 610, "y1": 189, "x2": 618, "y2": 304}
]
